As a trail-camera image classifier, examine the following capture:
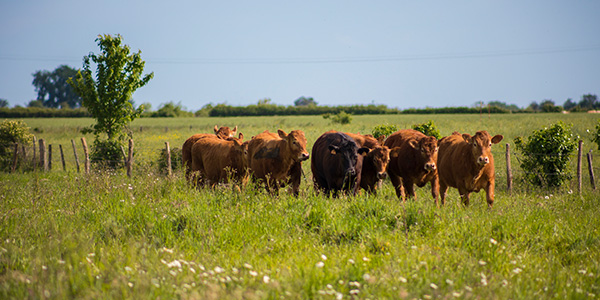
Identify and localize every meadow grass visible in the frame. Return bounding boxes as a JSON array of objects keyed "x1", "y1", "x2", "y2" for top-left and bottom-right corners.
[{"x1": 1, "y1": 113, "x2": 599, "y2": 299}]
